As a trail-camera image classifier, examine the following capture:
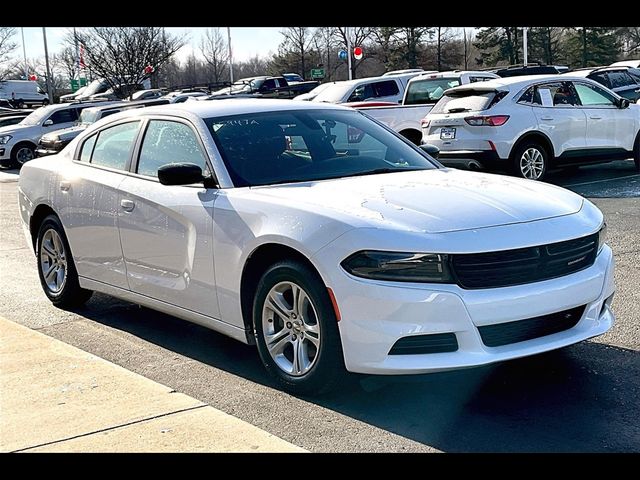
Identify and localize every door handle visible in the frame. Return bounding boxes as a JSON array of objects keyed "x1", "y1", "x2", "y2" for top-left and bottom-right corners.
[
  {"x1": 120, "y1": 199, "x2": 135, "y2": 212},
  {"x1": 540, "y1": 116, "x2": 553, "y2": 121},
  {"x1": 589, "y1": 116, "x2": 602, "y2": 120},
  {"x1": 60, "y1": 181, "x2": 71, "y2": 192}
]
